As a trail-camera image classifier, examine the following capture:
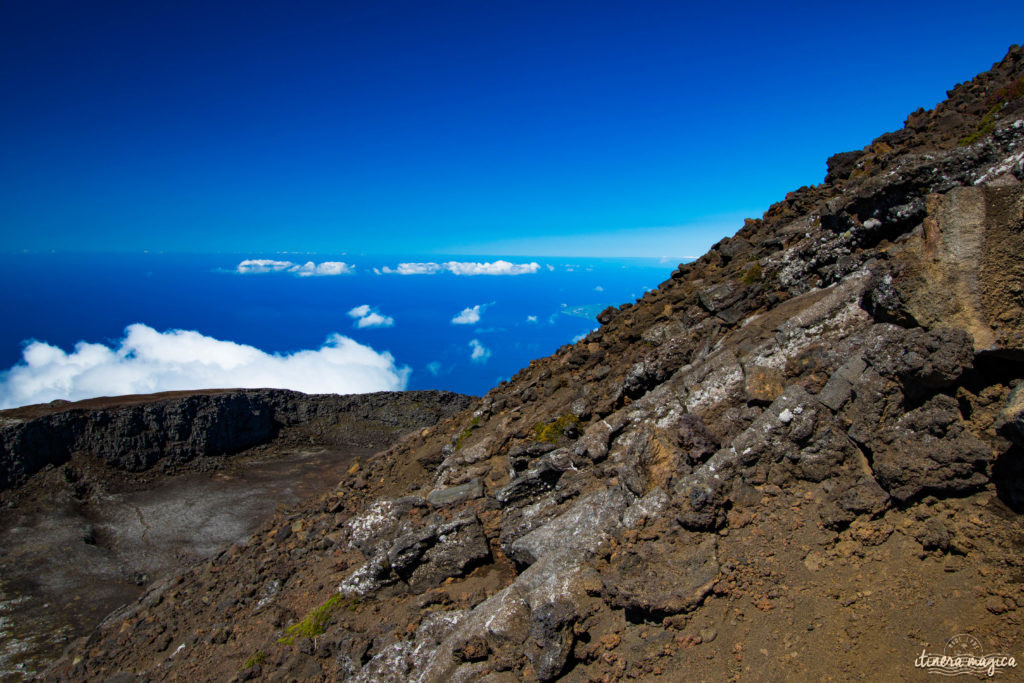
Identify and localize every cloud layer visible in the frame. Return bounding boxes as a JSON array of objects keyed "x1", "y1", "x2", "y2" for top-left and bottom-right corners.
[
  {"x1": 347, "y1": 305, "x2": 395, "y2": 329},
  {"x1": 236, "y1": 259, "x2": 353, "y2": 276},
  {"x1": 0, "y1": 324, "x2": 409, "y2": 408},
  {"x1": 381, "y1": 260, "x2": 540, "y2": 276}
]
